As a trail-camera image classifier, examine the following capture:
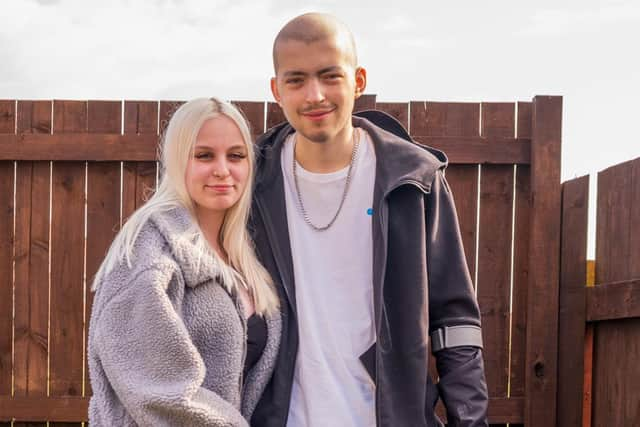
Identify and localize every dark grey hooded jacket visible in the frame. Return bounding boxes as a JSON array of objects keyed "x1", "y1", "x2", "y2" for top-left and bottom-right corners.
[{"x1": 249, "y1": 111, "x2": 489, "y2": 427}]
